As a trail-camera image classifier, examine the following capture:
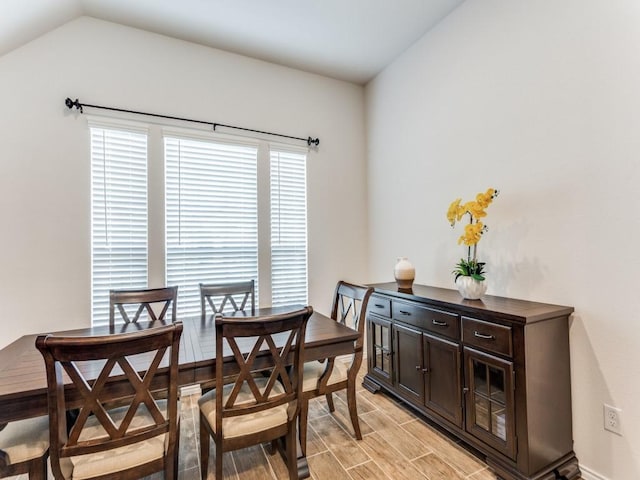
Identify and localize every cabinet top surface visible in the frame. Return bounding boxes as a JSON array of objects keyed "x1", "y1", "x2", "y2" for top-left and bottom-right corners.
[{"x1": 369, "y1": 282, "x2": 574, "y2": 324}]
